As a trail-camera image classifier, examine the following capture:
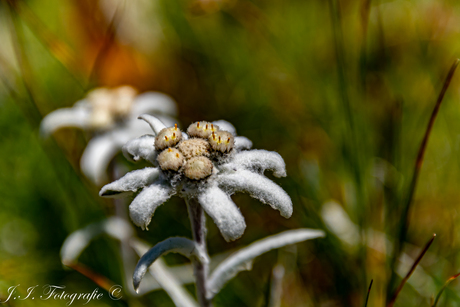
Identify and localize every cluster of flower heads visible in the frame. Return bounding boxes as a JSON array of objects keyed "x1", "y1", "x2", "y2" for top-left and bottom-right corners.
[
  {"x1": 40, "y1": 86, "x2": 177, "y2": 184},
  {"x1": 155, "y1": 121, "x2": 236, "y2": 181},
  {"x1": 100, "y1": 115, "x2": 293, "y2": 242},
  {"x1": 85, "y1": 86, "x2": 138, "y2": 129}
]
